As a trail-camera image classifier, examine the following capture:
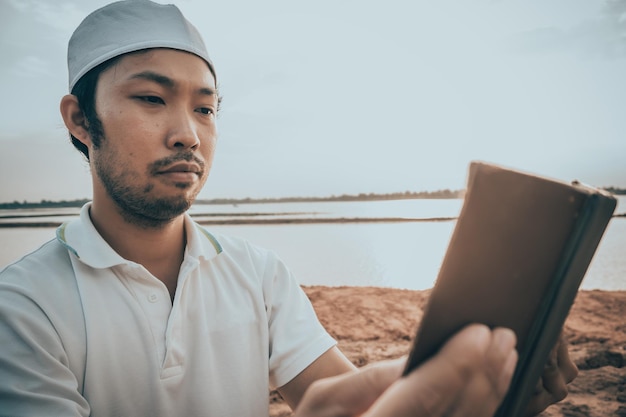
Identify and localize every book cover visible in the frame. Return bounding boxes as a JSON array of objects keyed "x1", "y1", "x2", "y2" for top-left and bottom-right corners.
[{"x1": 403, "y1": 161, "x2": 617, "y2": 417}]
